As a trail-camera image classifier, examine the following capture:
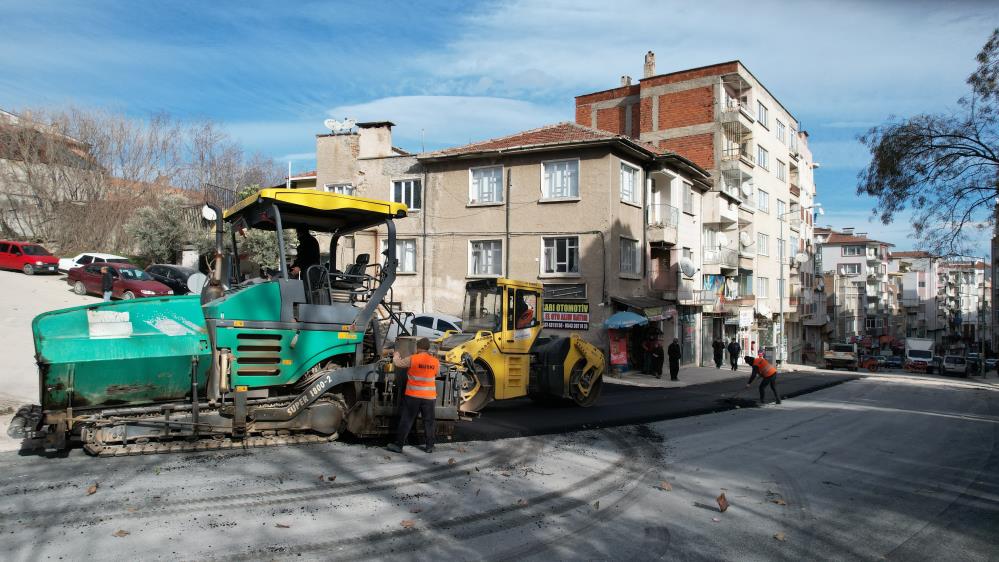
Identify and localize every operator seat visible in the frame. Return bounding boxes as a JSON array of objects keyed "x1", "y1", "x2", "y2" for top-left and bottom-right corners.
[{"x1": 331, "y1": 253, "x2": 370, "y2": 290}]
